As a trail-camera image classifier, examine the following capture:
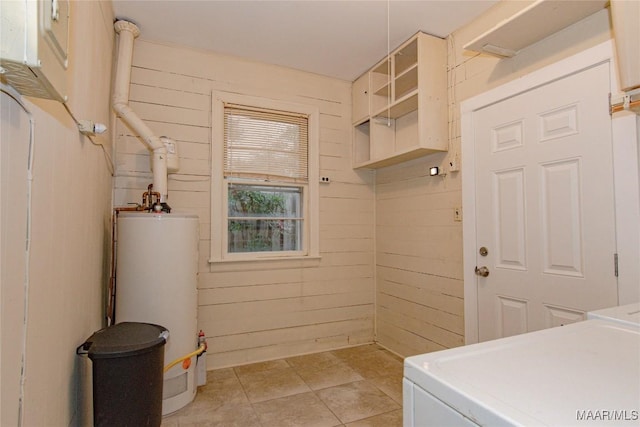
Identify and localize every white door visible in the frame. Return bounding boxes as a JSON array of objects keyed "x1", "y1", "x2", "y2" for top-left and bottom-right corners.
[{"x1": 474, "y1": 63, "x2": 618, "y2": 342}]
